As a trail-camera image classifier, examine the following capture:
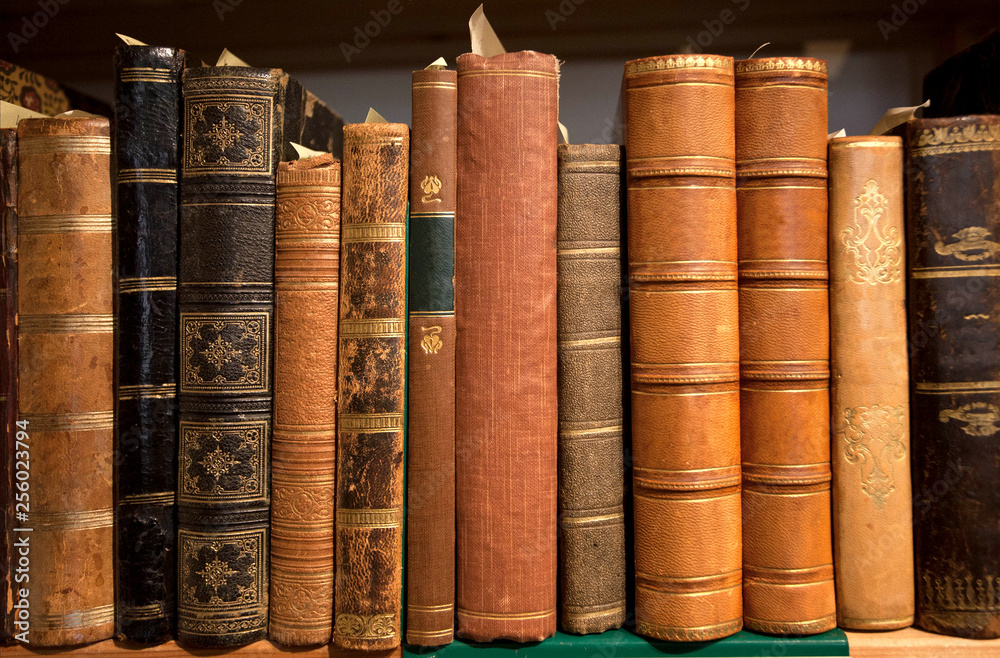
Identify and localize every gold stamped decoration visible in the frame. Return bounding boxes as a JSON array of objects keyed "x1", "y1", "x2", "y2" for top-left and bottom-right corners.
[
  {"x1": 841, "y1": 405, "x2": 907, "y2": 508},
  {"x1": 184, "y1": 95, "x2": 271, "y2": 174},
  {"x1": 913, "y1": 122, "x2": 1000, "y2": 157},
  {"x1": 938, "y1": 402, "x2": 1000, "y2": 437},
  {"x1": 341, "y1": 223, "x2": 406, "y2": 243},
  {"x1": 841, "y1": 180, "x2": 902, "y2": 284},
  {"x1": 179, "y1": 420, "x2": 267, "y2": 503},
  {"x1": 180, "y1": 312, "x2": 269, "y2": 393},
  {"x1": 179, "y1": 529, "x2": 266, "y2": 612},
  {"x1": 335, "y1": 613, "x2": 396, "y2": 640},
  {"x1": 420, "y1": 174, "x2": 443, "y2": 203},
  {"x1": 420, "y1": 325, "x2": 443, "y2": 354},
  {"x1": 934, "y1": 227, "x2": 1000, "y2": 262},
  {"x1": 921, "y1": 572, "x2": 1000, "y2": 611},
  {"x1": 626, "y1": 55, "x2": 733, "y2": 75},
  {"x1": 337, "y1": 507, "x2": 401, "y2": 529}
]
